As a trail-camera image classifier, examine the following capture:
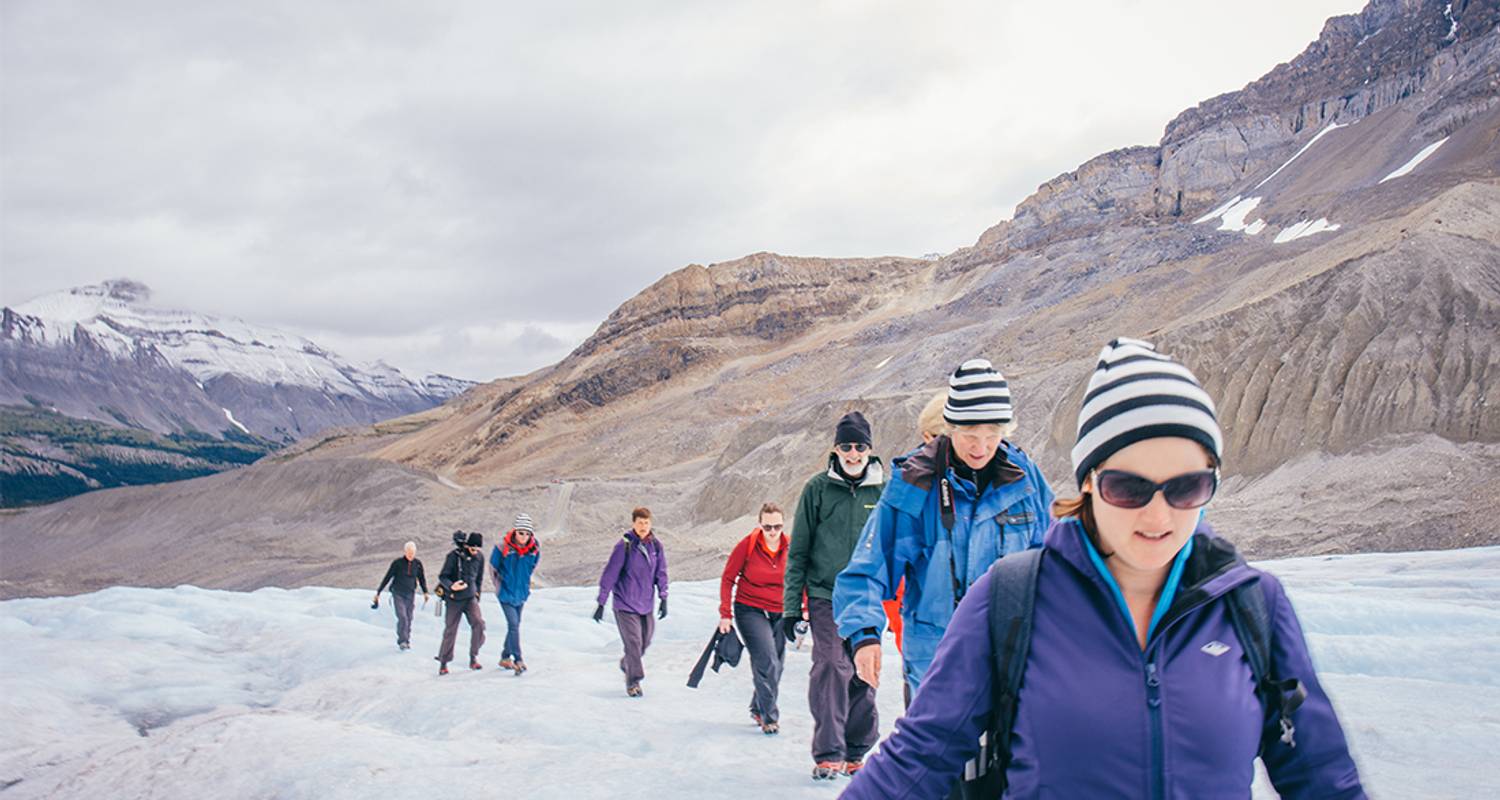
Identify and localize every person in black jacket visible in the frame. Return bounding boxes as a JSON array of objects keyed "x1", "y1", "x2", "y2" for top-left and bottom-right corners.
[
  {"x1": 373, "y1": 541, "x2": 429, "y2": 650},
  {"x1": 436, "y1": 532, "x2": 487, "y2": 675}
]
